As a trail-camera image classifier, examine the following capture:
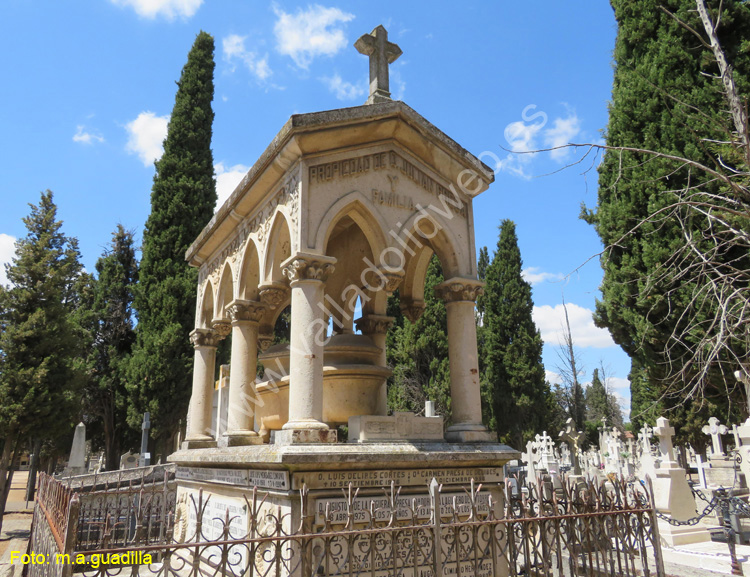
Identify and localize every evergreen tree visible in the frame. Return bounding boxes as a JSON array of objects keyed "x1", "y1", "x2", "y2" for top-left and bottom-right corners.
[
  {"x1": 483, "y1": 220, "x2": 549, "y2": 448},
  {"x1": 83, "y1": 226, "x2": 138, "y2": 471},
  {"x1": 584, "y1": 0, "x2": 750, "y2": 432},
  {"x1": 387, "y1": 255, "x2": 452, "y2": 420},
  {"x1": 585, "y1": 369, "x2": 611, "y2": 423},
  {"x1": 0, "y1": 190, "x2": 83, "y2": 528},
  {"x1": 128, "y1": 32, "x2": 217, "y2": 454}
]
